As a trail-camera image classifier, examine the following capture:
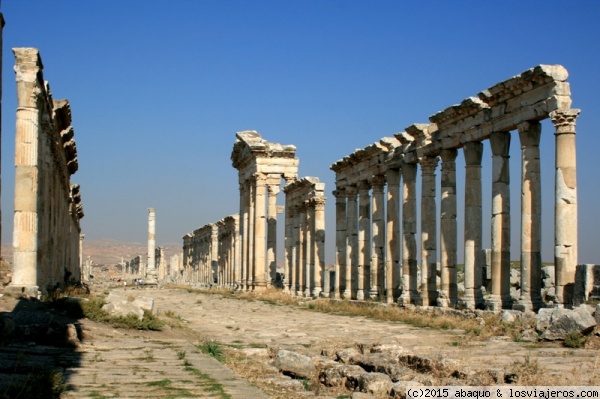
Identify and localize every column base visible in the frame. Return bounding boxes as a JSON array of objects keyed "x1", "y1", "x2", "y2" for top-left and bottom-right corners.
[
  {"x1": 397, "y1": 290, "x2": 419, "y2": 306},
  {"x1": 342, "y1": 289, "x2": 352, "y2": 300},
  {"x1": 369, "y1": 288, "x2": 380, "y2": 300},
  {"x1": 313, "y1": 287, "x2": 323, "y2": 298},
  {"x1": 512, "y1": 296, "x2": 543, "y2": 312},
  {"x1": 4, "y1": 284, "x2": 41, "y2": 298},
  {"x1": 304, "y1": 288, "x2": 311, "y2": 297},
  {"x1": 356, "y1": 290, "x2": 365, "y2": 300},
  {"x1": 485, "y1": 295, "x2": 503, "y2": 311}
]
